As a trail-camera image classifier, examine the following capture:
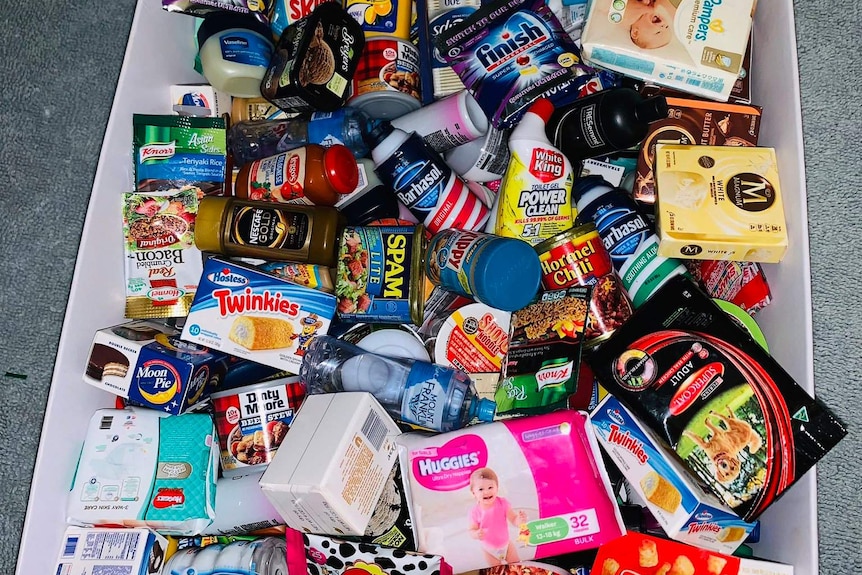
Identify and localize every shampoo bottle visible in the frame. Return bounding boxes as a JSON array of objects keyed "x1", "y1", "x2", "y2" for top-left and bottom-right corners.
[{"x1": 545, "y1": 88, "x2": 668, "y2": 163}]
